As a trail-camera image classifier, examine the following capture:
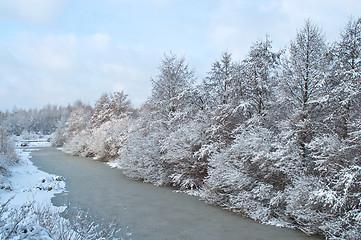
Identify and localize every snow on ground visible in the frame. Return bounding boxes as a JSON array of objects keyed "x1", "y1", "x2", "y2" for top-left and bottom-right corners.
[
  {"x1": 0, "y1": 149, "x2": 65, "y2": 208},
  {"x1": 14, "y1": 134, "x2": 52, "y2": 148},
  {"x1": 0, "y1": 144, "x2": 67, "y2": 239}
]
